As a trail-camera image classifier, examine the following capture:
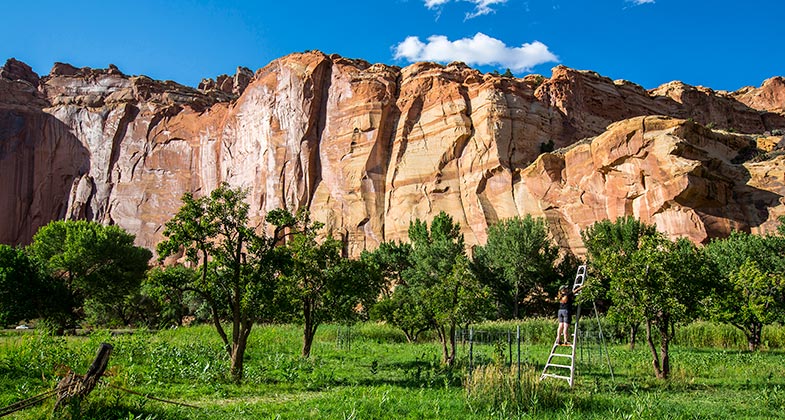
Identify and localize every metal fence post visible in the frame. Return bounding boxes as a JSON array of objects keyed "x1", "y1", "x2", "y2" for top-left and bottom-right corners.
[
  {"x1": 507, "y1": 330, "x2": 512, "y2": 367},
  {"x1": 469, "y1": 327, "x2": 474, "y2": 376},
  {"x1": 516, "y1": 325, "x2": 521, "y2": 380}
]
